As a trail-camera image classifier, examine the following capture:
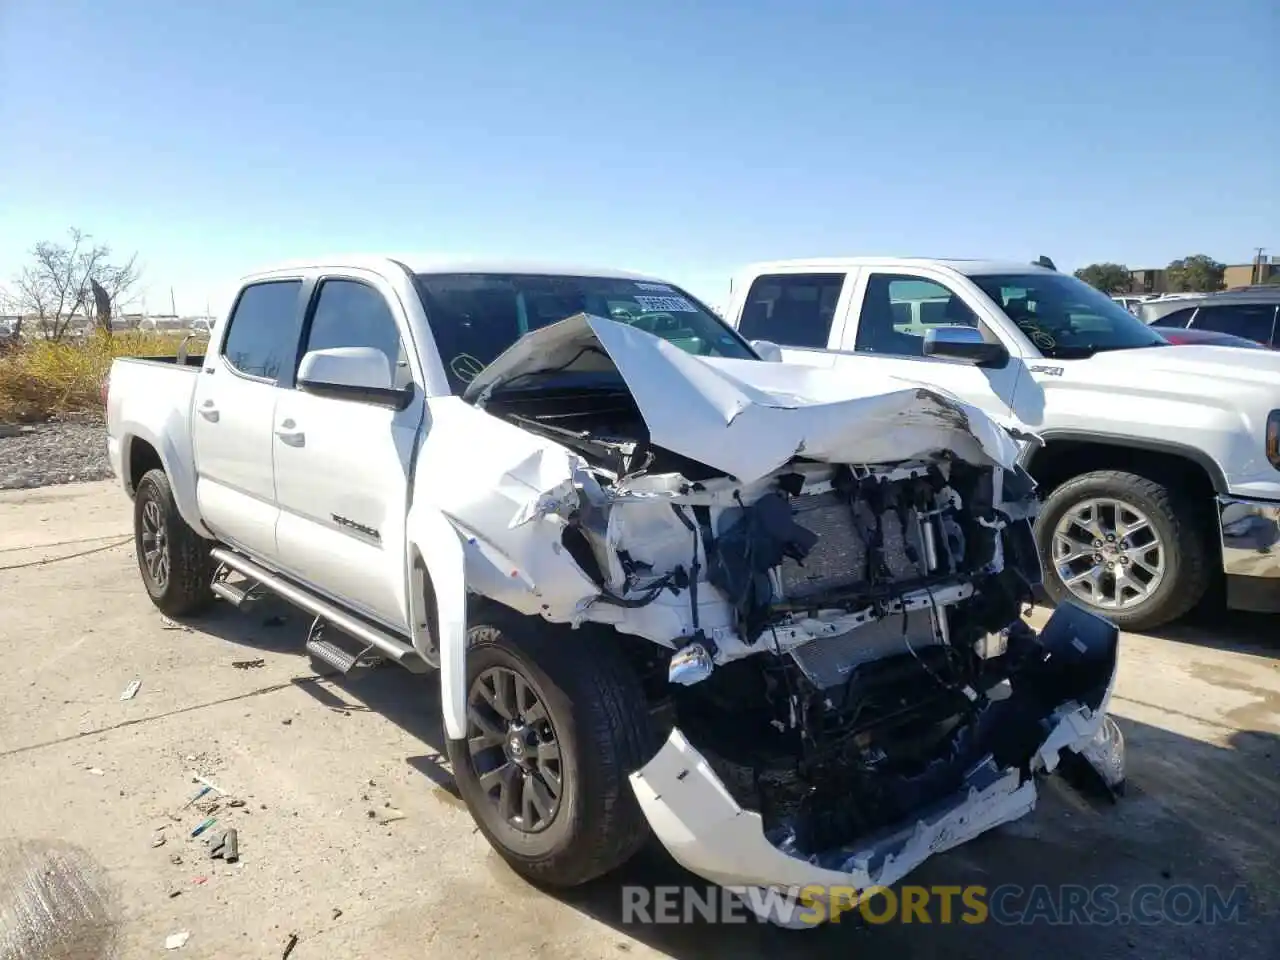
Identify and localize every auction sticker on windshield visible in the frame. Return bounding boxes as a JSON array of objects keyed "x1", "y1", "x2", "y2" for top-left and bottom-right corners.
[{"x1": 635, "y1": 294, "x2": 698, "y2": 313}]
